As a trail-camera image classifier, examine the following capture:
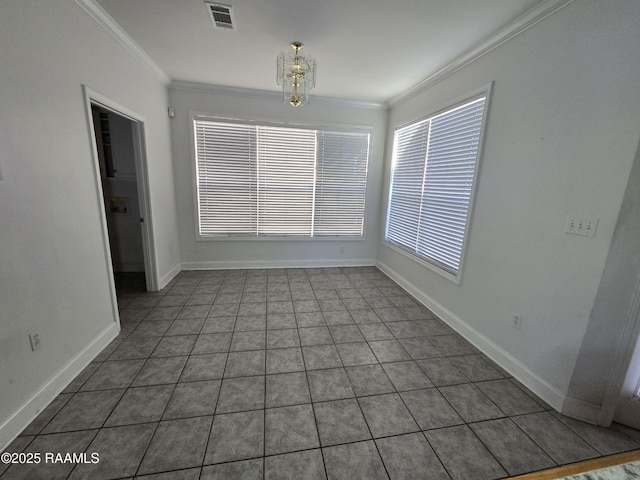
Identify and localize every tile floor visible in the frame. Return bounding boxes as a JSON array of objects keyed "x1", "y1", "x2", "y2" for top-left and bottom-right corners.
[{"x1": 2, "y1": 267, "x2": 639, "y2": 480}]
